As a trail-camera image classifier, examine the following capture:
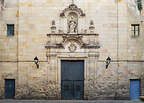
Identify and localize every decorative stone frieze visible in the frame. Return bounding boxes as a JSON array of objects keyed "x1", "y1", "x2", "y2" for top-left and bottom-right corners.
[
  {"x1": 45, "y1": 34, "x2": 100, "y2": 50},
  {"x1": 62, "y1": 34, "x2": 83, "y2": 45},
  {"x1": 45, "y1": 44, "x2": 63, "y2": 48}
]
